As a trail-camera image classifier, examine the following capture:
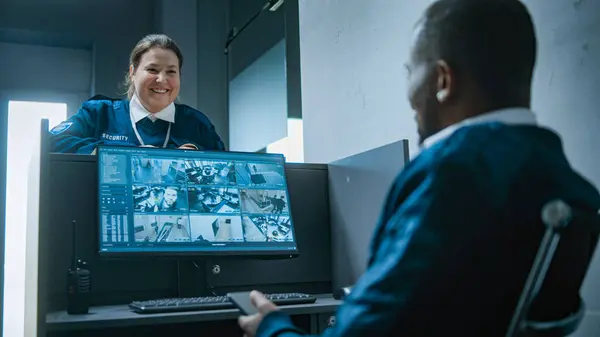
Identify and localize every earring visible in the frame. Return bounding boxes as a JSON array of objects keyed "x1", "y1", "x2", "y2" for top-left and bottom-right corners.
[{"x1": 436, "y1": 90, "x2": 448, "y2": 102}]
